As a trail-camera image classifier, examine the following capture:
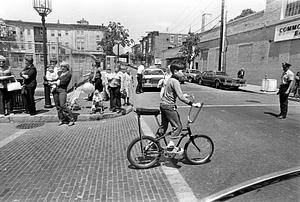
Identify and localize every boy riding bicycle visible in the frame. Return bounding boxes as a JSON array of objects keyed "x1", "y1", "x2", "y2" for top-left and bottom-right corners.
[{"x1": 159, "y1": 63, "x2": 202, "y2": 154}]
